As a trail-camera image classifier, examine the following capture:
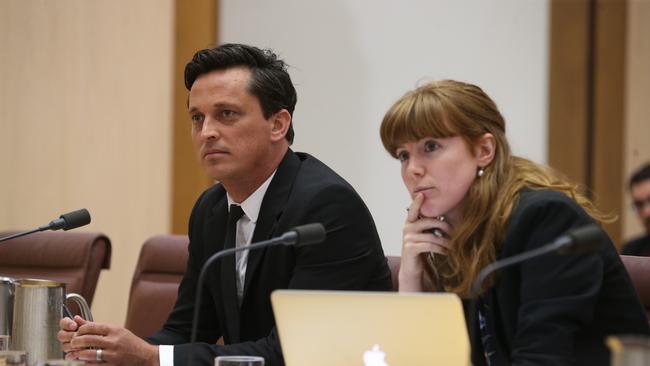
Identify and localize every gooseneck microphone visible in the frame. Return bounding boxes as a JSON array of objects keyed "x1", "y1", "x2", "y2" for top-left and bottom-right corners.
[
  {"x1": 0, "y1": 208, "x2": 91, "y2": 243},
  {"x1": 187, "y1": 223, "x2": 326, "y2": 366},
  {"x1": 466, "y1": 223, "x2": 607, "y2": 349}
]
